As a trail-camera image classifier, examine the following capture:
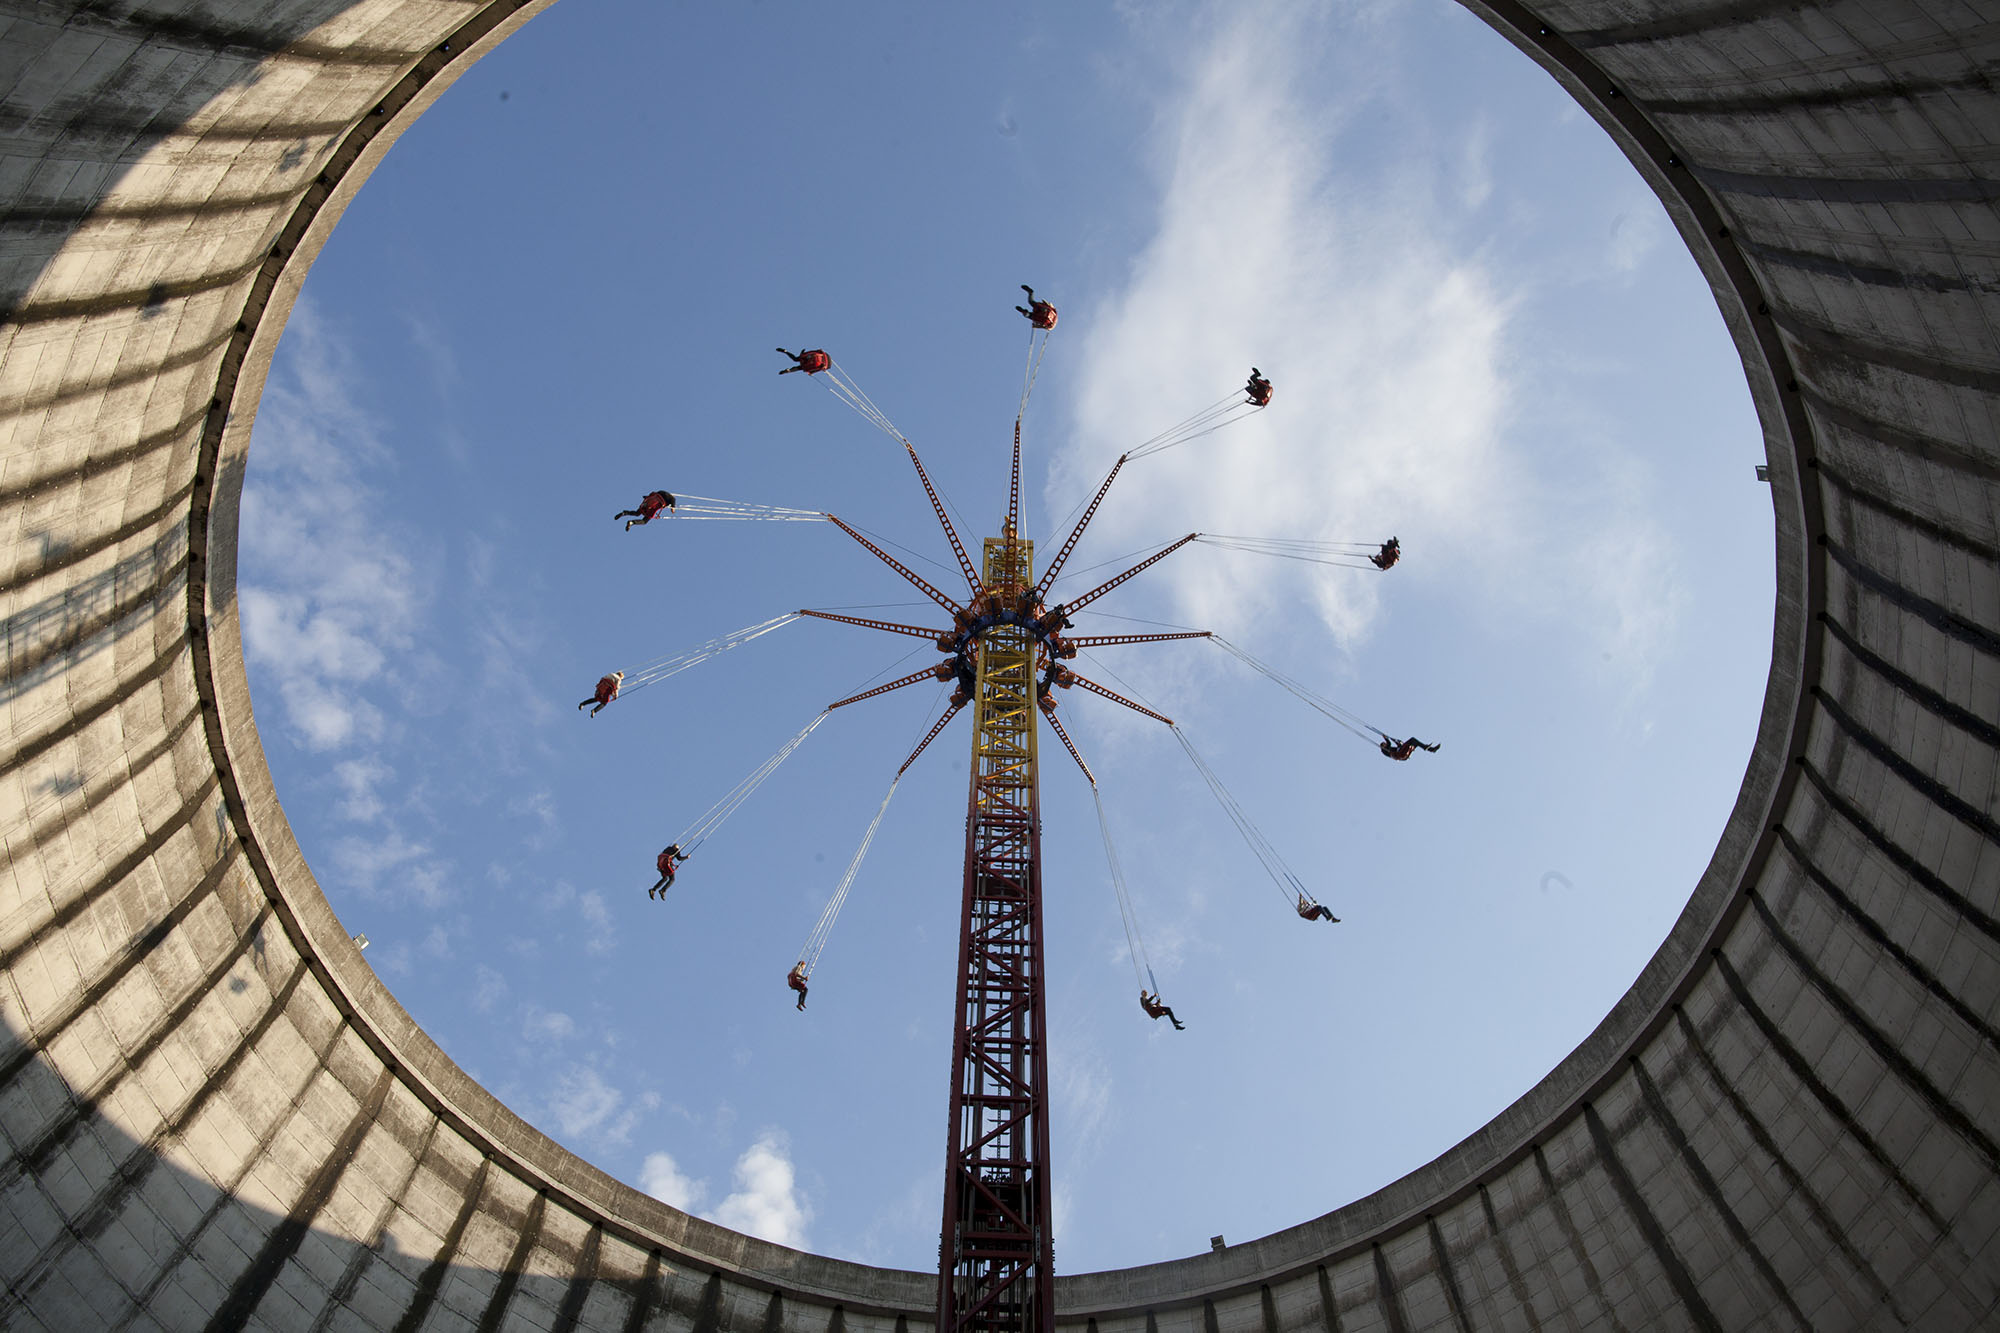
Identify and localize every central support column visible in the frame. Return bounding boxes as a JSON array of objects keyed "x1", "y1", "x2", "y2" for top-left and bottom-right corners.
[{"x1": 938, "y1": 533, "x2": 1054, "y2": 1333}]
